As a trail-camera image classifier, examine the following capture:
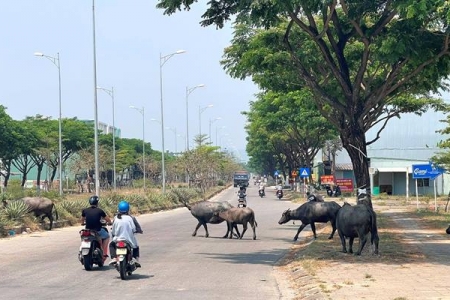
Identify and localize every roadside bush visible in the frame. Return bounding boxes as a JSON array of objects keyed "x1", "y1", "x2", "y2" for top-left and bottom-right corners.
[{"x1": 2, "y1": 200, "x2": 30, "y2": 224}]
